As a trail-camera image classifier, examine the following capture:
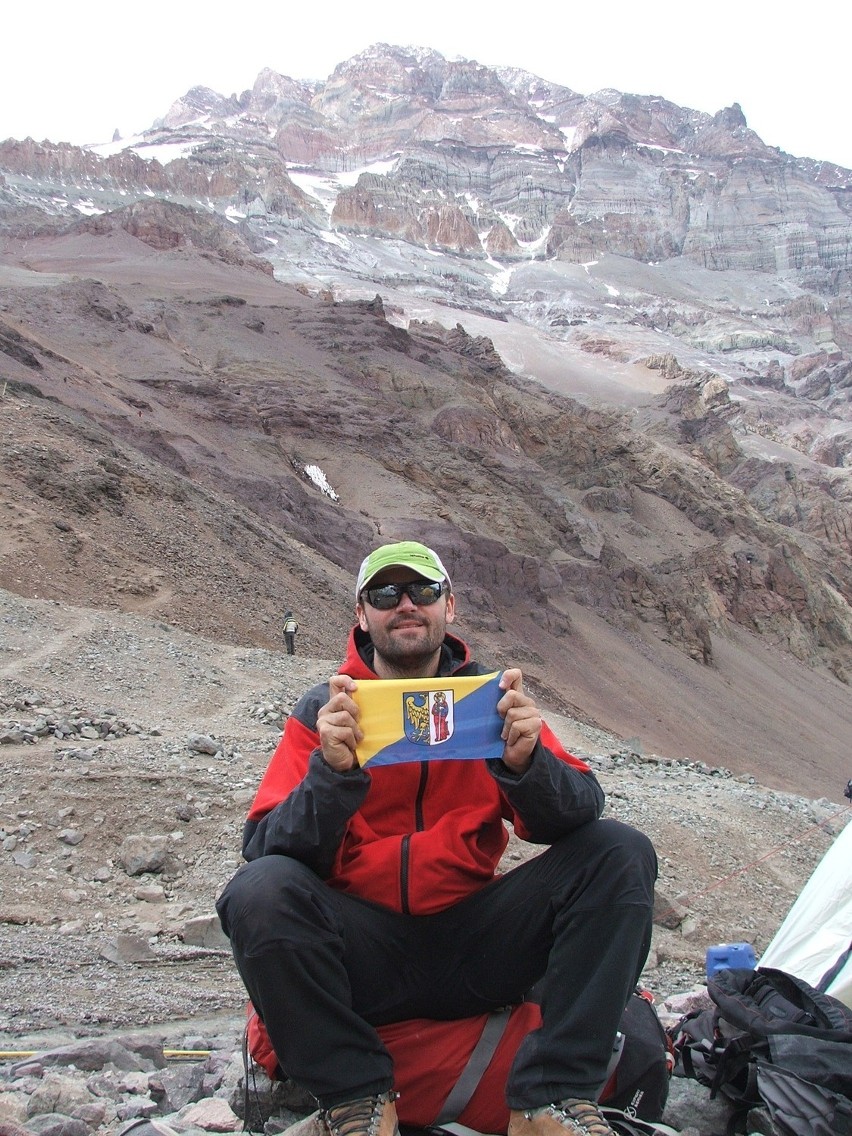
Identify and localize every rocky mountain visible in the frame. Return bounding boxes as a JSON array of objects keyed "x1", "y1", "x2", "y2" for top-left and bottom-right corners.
[{"x1": 1, "y1": 44, "x2": 851, "y2": 798}]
